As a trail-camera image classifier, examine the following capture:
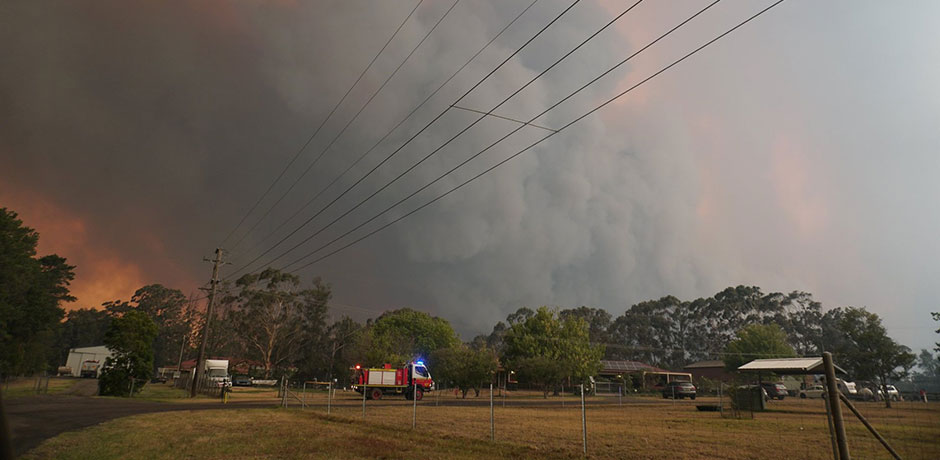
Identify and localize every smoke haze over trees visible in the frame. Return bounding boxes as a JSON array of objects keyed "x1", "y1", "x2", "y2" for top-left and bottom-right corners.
[{"x1": 2, "y1": 1, "x2": 938, "y2": 354}]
